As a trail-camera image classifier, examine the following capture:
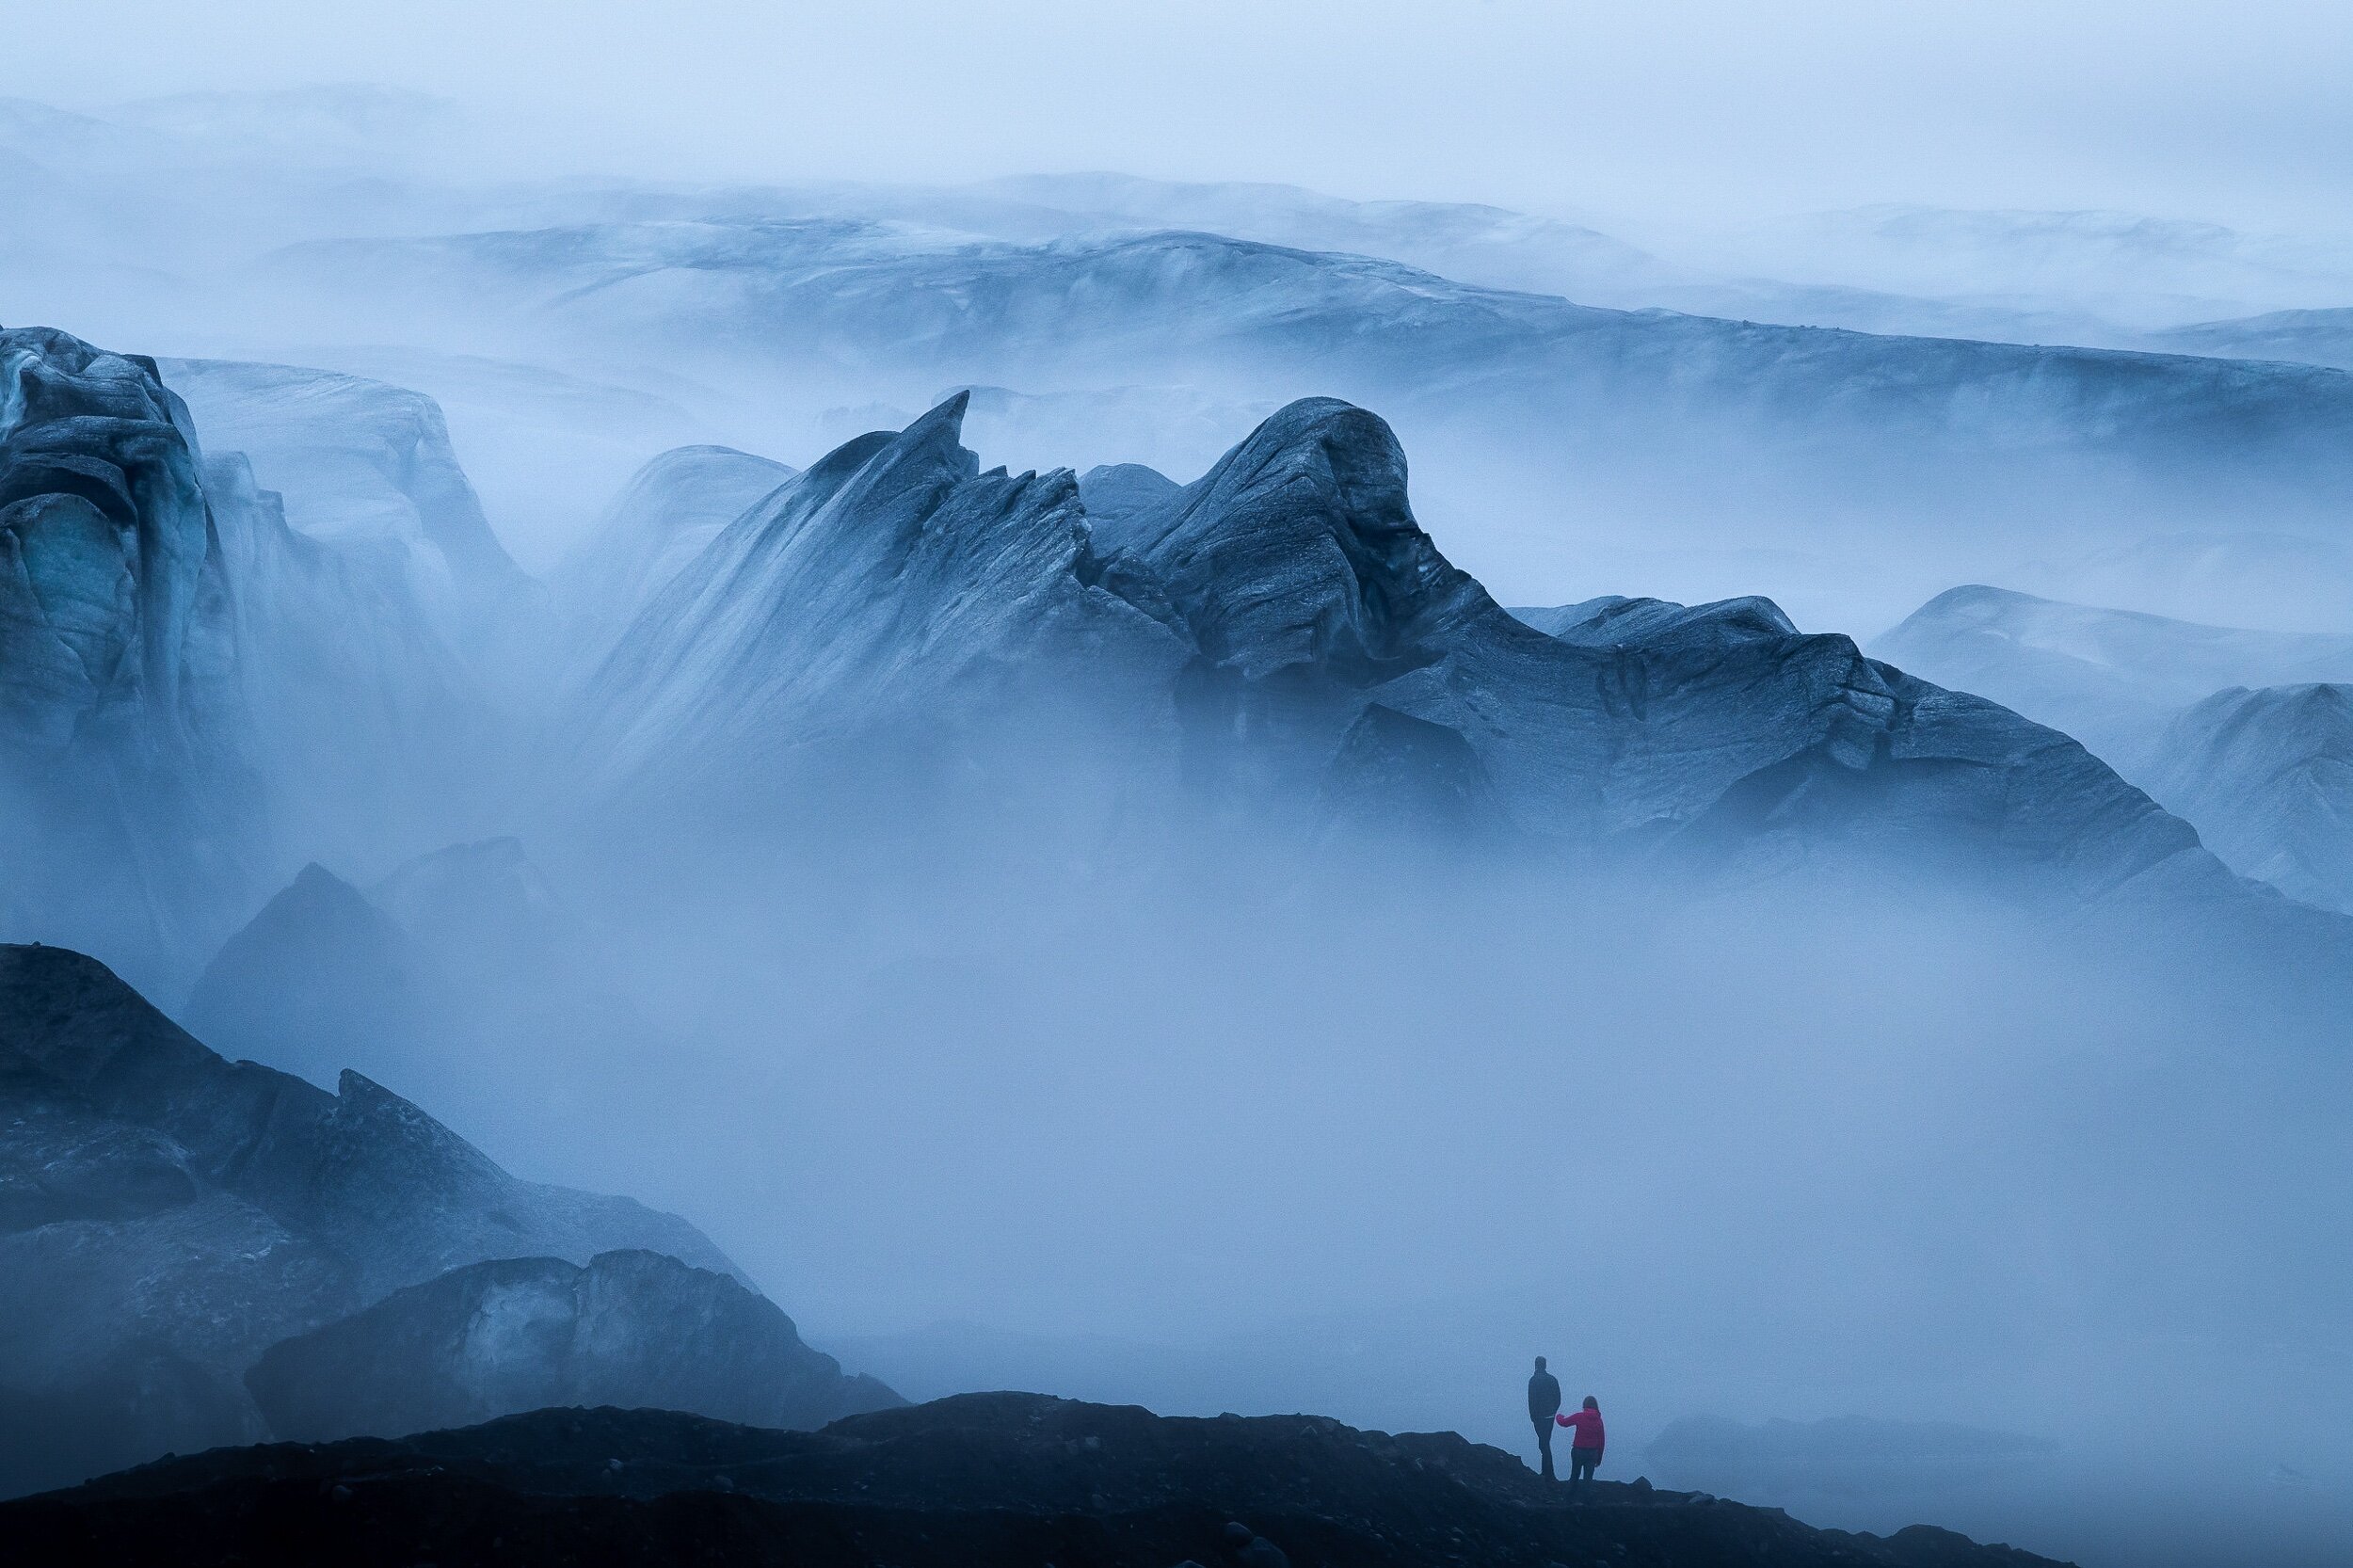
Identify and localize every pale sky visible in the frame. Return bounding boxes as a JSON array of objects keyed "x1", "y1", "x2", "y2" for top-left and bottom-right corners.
[{"x1": 12, "y1": 0, "x2": 2353, "y2": 231}]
